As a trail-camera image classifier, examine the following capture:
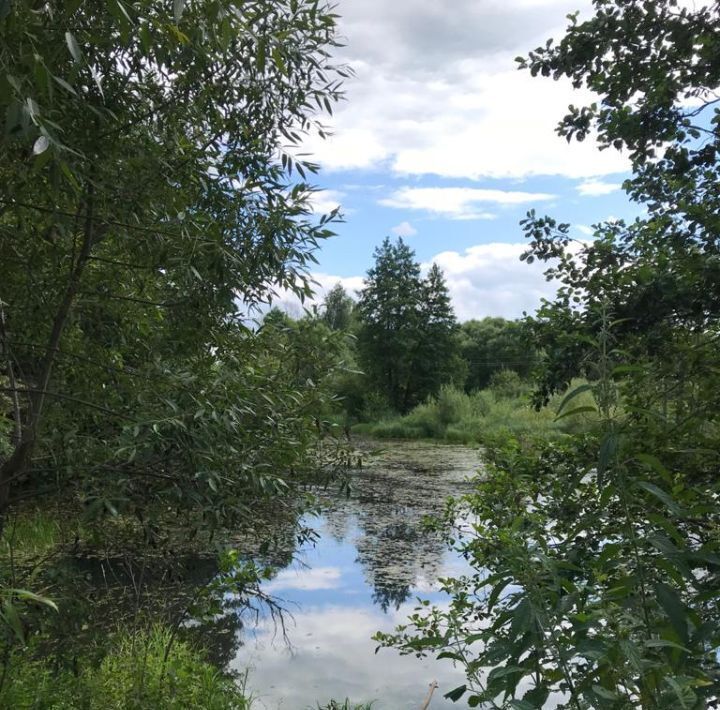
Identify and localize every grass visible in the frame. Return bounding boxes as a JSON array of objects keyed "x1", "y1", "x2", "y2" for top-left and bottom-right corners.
[
  {"x1": 0, "y1": 625, "x2": 251, "y2": 709},
  {"x1": 2, "y1": 508, "x2": 62, "y2": 560},
  {"x1": 353, "y1": 376, "x2": 597, "y2": 447}
]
